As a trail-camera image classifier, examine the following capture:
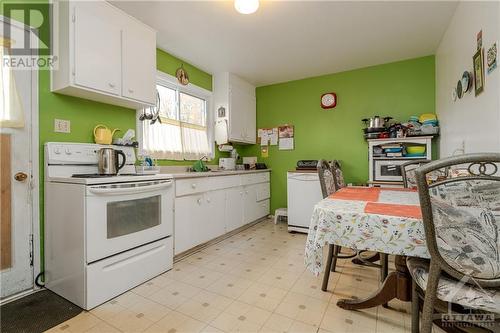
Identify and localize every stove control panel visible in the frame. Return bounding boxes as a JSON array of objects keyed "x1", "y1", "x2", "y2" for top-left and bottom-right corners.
[{"x1": 46, "y1": 142, "x2": 135, "y2": 165}]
